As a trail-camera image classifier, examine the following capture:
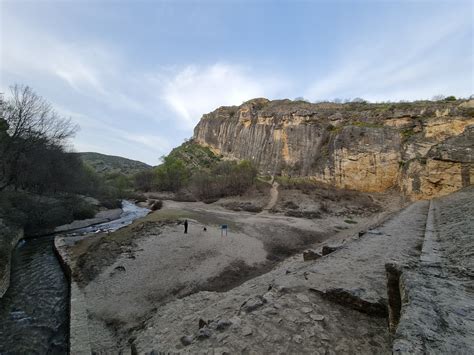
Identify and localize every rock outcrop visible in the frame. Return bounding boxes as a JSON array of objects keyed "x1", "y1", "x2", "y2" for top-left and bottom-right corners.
[{"x1": 194, "y1": 98, "x2": 474, "y2": 199}]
